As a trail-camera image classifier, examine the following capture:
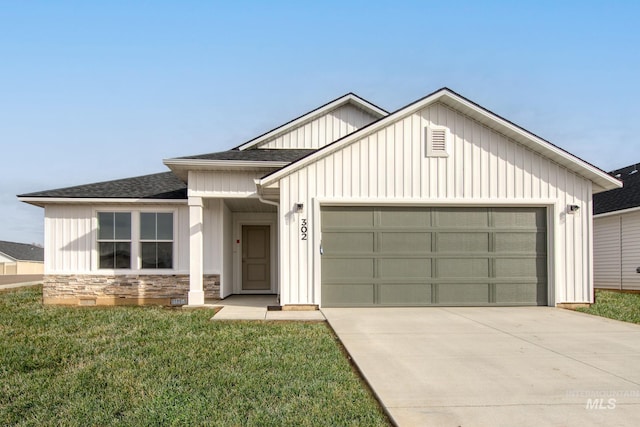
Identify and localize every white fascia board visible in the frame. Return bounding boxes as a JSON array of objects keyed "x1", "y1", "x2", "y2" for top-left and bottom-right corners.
[
  {"x1": 18, "y1": 197, "x2": 188, "y2": 207},
  {"x1": 164, "y1": 158, "x2": 288, "y2": 181},
  {"x1": 236, "y1": 93, "x2": 388, "y2": 151},
  {"x1": 259, "y1": 89, "x2": 622, "y2": 191},
  {"x1": 347, "y1": 93, "x2": 389, "y2": 117},
  {"x1": 163, "y1": 159, "x2": 289, "y2": 170},
  {"x1": 259, "y1": 90, "x2": 448, "y2": 186},
  {"x1": 0, "y1": 252, "x2": 17, "y2": 262},
  {"x1": 440, "y1": 93, "x2": 622, "y2": 192},
  {"x1": 594, "y1": 205, "x2": 640, "y2": 218}
]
